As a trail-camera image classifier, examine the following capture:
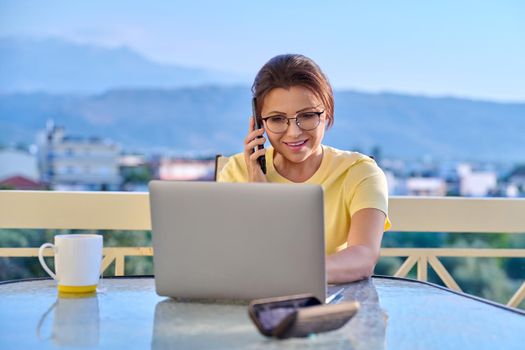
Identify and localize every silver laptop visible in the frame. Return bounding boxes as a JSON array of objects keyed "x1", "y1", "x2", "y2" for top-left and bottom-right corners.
[{"x1": 149, "y1": 181, "x2": 335, "y2": 303}]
